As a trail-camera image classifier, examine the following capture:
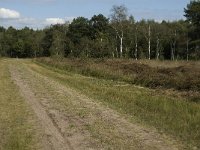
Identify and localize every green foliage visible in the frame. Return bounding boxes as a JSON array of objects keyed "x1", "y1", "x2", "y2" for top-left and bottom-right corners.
[
  {"x1": 68, "y1": 17, "x2": 90, "y2": 43},
  {"x1": 0, "y1": 3, "x2": 200, "y2": 60},
  {"x1": 49, "y1": 30, "x2": 65, "y2": 56},
  {"x1": 184, "y1": 0, "x2": 200, "y2": 57},
  {"x1": 184, "y1": 0, "x2": 200, "y2": 27},
  {"x1": 90, "y1": 14, "x2": 109, "y2": 39}
]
